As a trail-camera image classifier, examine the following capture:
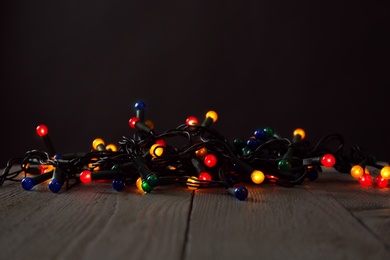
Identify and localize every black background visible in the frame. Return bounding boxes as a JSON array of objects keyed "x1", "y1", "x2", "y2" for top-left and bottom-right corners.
[{"x1": 1, "y1": 0, "x2": 389, "y2": 168}]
